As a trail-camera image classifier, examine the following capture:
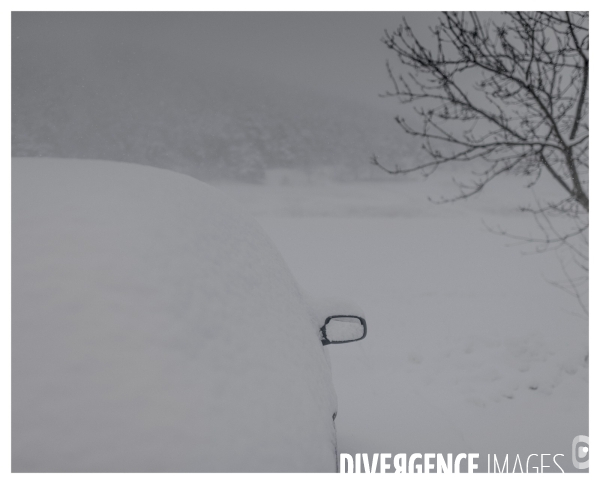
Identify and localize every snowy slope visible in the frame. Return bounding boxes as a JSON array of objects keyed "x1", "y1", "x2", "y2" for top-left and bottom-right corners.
[{"x1": 12, "y1": 158, "x2": 337, "y2": 472}]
